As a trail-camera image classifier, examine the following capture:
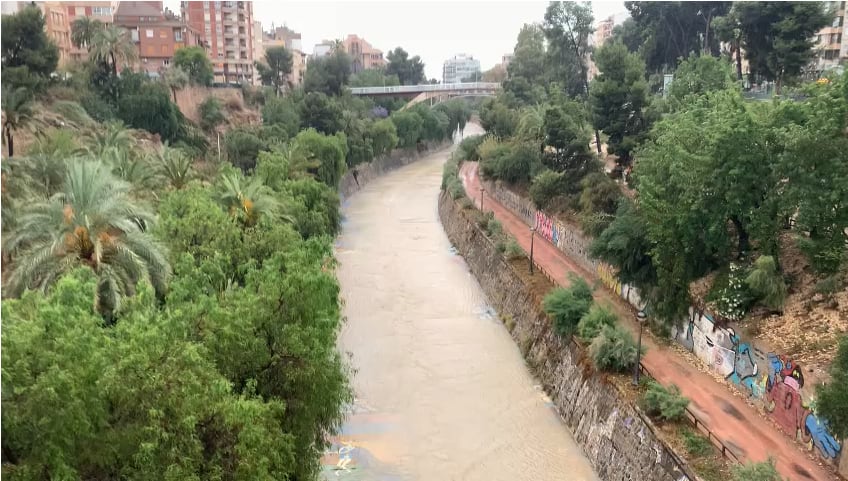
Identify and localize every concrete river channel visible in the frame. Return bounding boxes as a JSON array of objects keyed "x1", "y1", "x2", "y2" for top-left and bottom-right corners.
[{"x1": 324, "y1": 125, "x2": 598, "y2": 481}]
